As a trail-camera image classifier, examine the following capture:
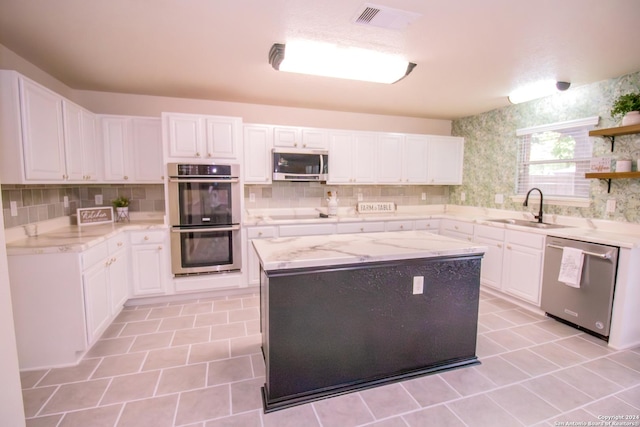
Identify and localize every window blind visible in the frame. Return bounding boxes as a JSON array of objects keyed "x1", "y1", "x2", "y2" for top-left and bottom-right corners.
[{"x1": 516, "y1": 117, "x2": 599, "y2": 199}]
